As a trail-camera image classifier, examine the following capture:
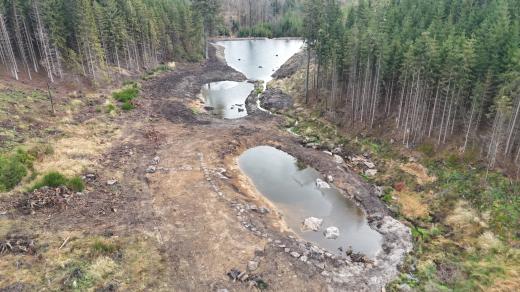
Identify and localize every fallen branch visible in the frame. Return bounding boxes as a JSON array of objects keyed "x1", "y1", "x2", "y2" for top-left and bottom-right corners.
[{"x1": 59, "y1": 236, "x2": 70, "y2": 250}]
